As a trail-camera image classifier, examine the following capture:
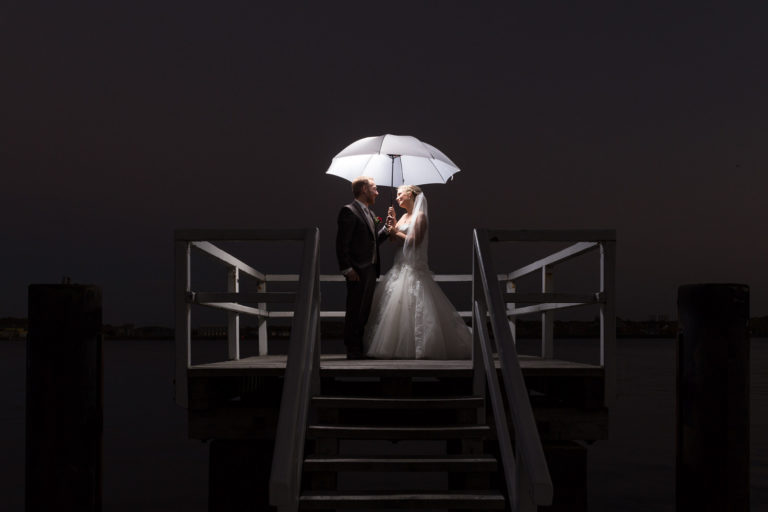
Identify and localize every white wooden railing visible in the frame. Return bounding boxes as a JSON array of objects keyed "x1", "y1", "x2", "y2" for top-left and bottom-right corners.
[
  {"x1": 174, "y1": 228, "x2": 615, "y2": 408},
  {"x1": 470, "y1": 228, "x2": 615, "y2": 510},
  {"x1": 174, "y1": 227, "x2": 615, "y2": 511},
  {"x1": 268, "y1": 228, "x2": 321, "y2": 511},
  {"x1": 472, "y1": 229, "x2": 553, "y2": 511},
  {"x1": 173, "y1": 228, "x2": 316, "y2": 407},
  {"x1": 488, "y1": 229, "x2": 617, "y2": 406}
]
